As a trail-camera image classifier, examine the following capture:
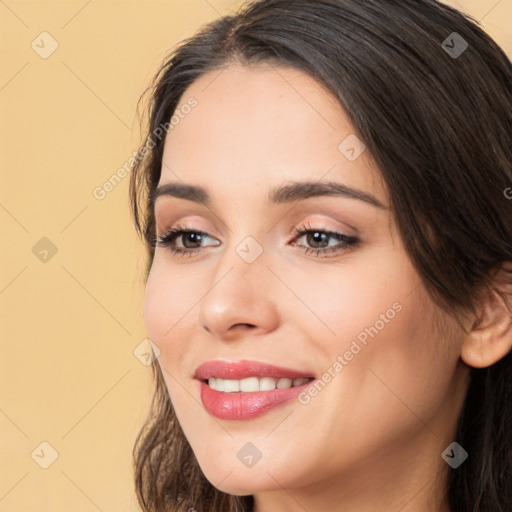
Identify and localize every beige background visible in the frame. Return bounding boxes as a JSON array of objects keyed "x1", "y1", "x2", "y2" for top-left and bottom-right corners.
[{"x1": 1, "y1": 1, "x2": 510, "y2": 510}]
